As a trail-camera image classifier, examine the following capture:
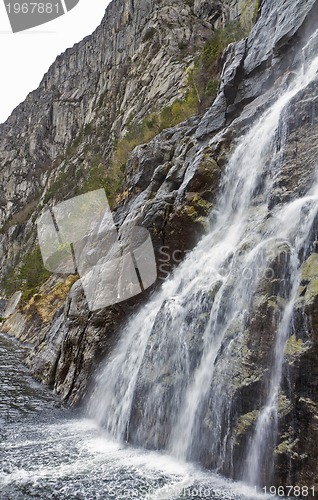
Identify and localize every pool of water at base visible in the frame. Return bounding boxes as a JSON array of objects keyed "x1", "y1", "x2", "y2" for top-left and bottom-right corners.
[{"x1": 0, "y1": 332, "x2": 275, "y2": 500}]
